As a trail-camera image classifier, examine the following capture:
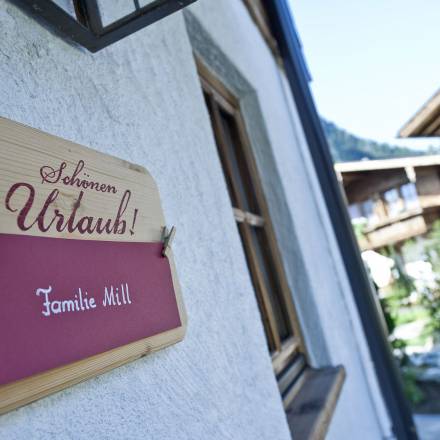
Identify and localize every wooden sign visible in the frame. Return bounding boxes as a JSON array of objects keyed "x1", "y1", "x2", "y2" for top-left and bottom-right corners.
[{"x1": 0, "y1": 117, "x2": 186, "y2": 414}]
